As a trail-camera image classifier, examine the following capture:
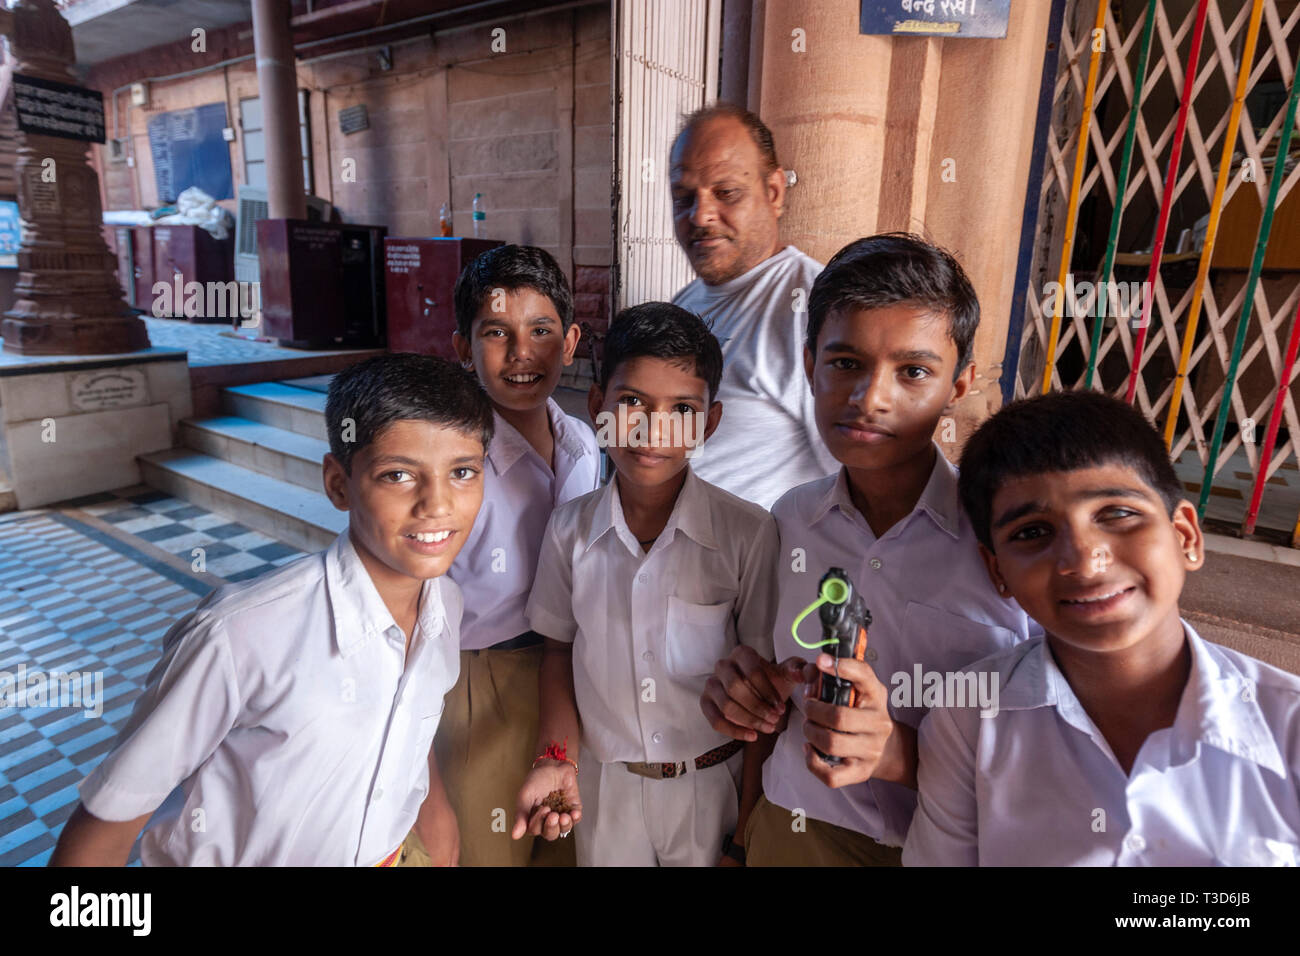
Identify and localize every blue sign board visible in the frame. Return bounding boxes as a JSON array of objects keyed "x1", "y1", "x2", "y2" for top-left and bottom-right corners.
[
  {"x1": 860, "y1": 0, "x2": 1012, "y2": 38},
  {"x1": 0, "y1": 200, "x2": 20, "y2": 268},
  {"x1": 146, "y1": 102, "x2": 234, "y2": 203}
]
